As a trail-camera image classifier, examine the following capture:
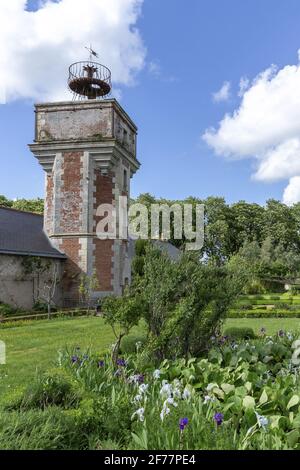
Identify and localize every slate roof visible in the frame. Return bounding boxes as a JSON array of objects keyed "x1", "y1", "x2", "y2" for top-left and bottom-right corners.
[{"x1": 0, "y1": 207, "x2": 66, "y2": 259}]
